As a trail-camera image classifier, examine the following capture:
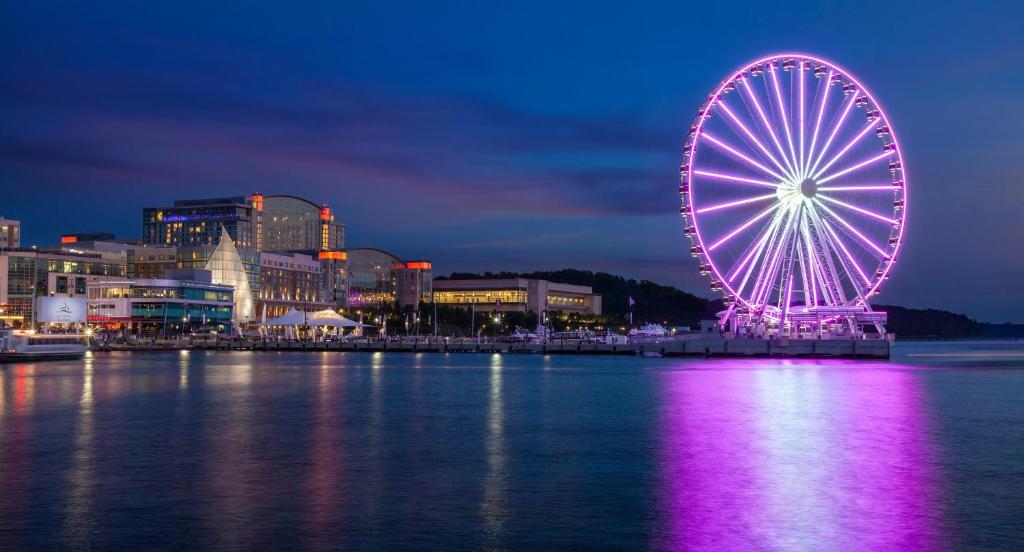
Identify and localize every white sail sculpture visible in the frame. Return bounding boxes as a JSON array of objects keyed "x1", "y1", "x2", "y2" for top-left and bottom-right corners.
[{"x1": 205, "y1": 227, "x2": 255, "y2": 325}]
